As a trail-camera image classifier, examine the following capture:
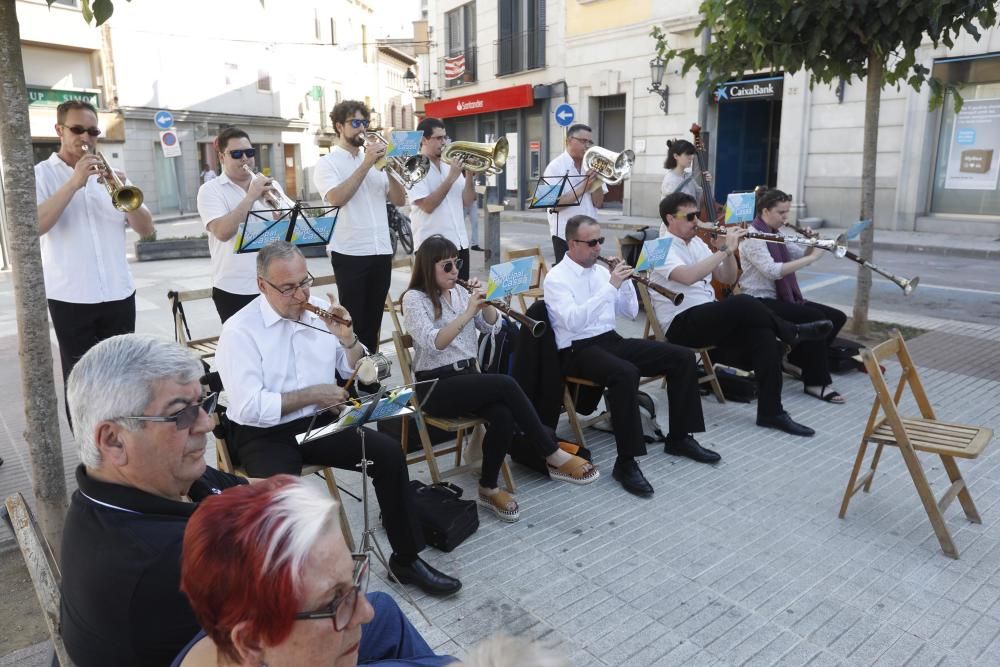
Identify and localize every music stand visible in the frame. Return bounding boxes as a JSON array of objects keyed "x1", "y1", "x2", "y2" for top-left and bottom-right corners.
[
  {"x1": 528, "y1": 173, "x2": 585, "y2": 253},
  {"x1": 234, "y1": 203, "x2": 339, "y2": 254}
]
